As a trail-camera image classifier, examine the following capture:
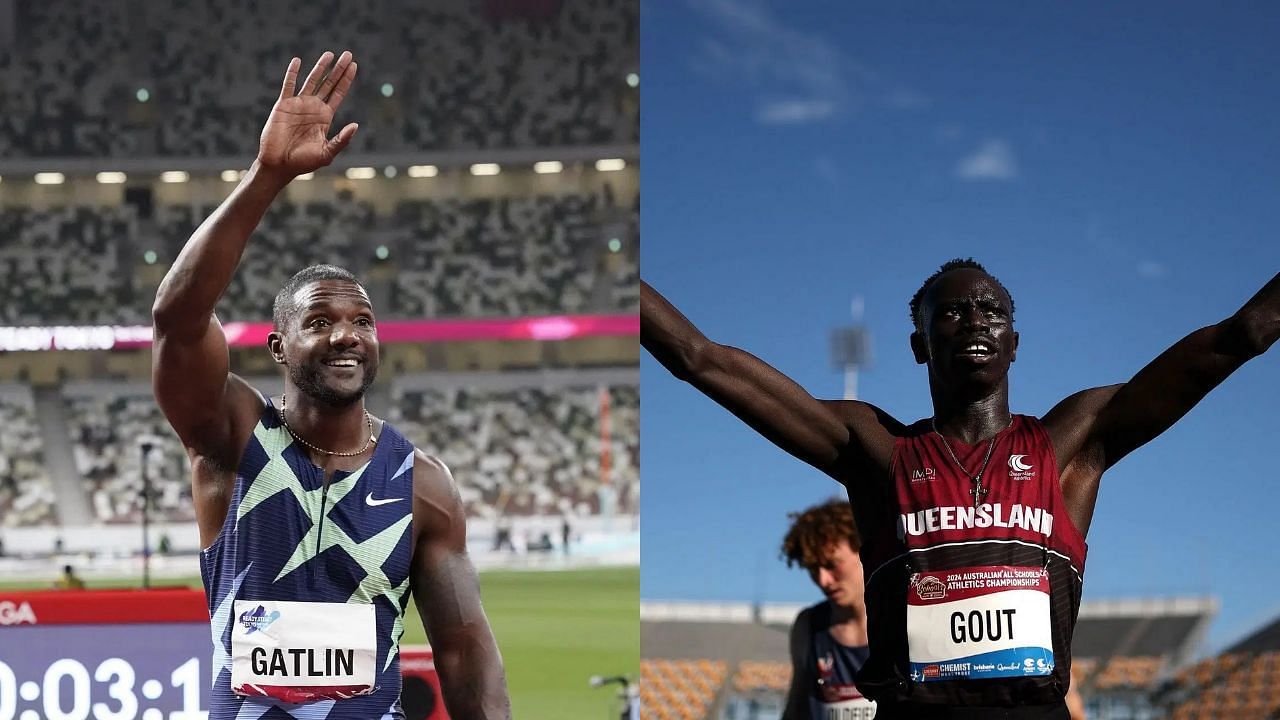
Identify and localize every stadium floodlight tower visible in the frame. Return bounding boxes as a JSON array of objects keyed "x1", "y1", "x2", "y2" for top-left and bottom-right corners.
[
  {"x1": 830, "y1": 296, "x2": 872, "y2": 400},
  {"x1": 139, "y1": 436, "x2": 162, "y2": 589}
]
